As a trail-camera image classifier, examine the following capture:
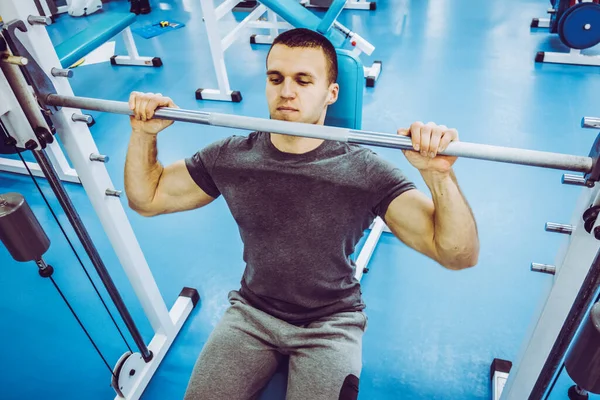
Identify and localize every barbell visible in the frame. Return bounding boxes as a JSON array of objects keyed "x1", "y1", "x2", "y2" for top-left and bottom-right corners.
[
  {"x1": 1, "y1": 15, "x2": 598, "y2": 184},
  {"x1": 42, "y1": 94, "x2": 600, "y2": 184}
]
